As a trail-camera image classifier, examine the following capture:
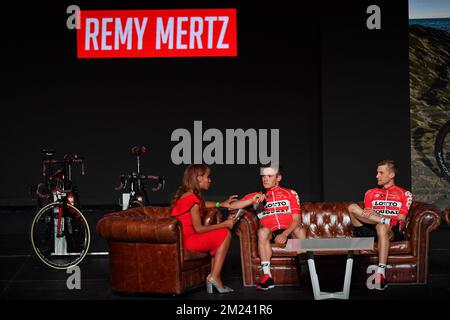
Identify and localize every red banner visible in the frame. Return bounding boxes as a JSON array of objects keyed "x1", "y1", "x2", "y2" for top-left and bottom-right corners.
[{"x1": 76, "y1": 9, "x2": 237, "y2": 58}]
